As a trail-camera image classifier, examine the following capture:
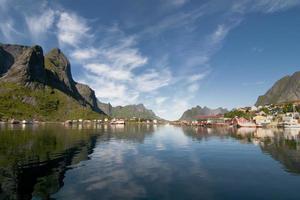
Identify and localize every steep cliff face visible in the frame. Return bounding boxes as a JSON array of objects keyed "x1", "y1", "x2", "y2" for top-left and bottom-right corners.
[
  {"x1": 255, "y1": 72, "x2": 300, "y2": 106},
  {"x1": 44, "y1": 48, "x2": 102, "y2": 112},
  {"x1": 0, "y1": 45, "x2": 46, "y2": 86},
  {"x1": 0, "y1": 44, "x2": 106, "y2": 120},
  {"x1": 97, "y1": 101, "x2": 113, "y2": 116},
  {"x1": 44, "y1": 48, "x2": 77, "y2": 94},
  {"x1": 75, "y1": 83, "x2": 103, "y2": 113},
  {"x1": 179, "y1": 106, "x2": 228, "y2": 121}
]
